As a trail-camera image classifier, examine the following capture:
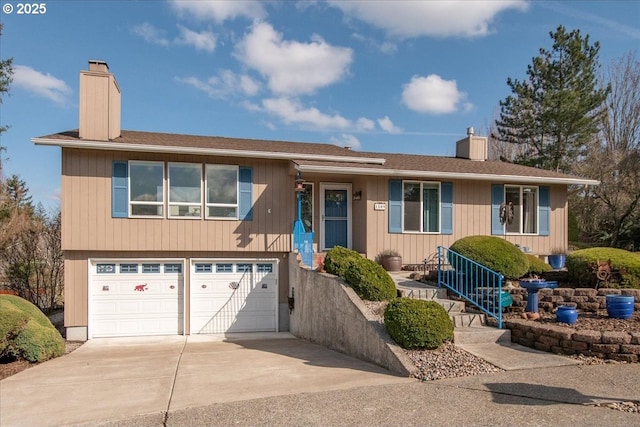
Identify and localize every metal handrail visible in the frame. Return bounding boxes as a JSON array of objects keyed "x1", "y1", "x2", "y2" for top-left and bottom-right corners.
[{"x1": 437, "y1": 246, "x2": 505, "y2": 328}]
